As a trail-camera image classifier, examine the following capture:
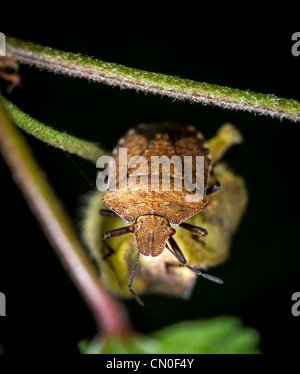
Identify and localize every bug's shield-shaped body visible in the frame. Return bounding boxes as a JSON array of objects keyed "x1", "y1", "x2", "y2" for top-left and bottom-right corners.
[
  {"x1": 103, "y1": 122, "x2": 210, "y2": 225},
  {"x1": 81, "y1": 122, "x2": 247, "y2": 299}
]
